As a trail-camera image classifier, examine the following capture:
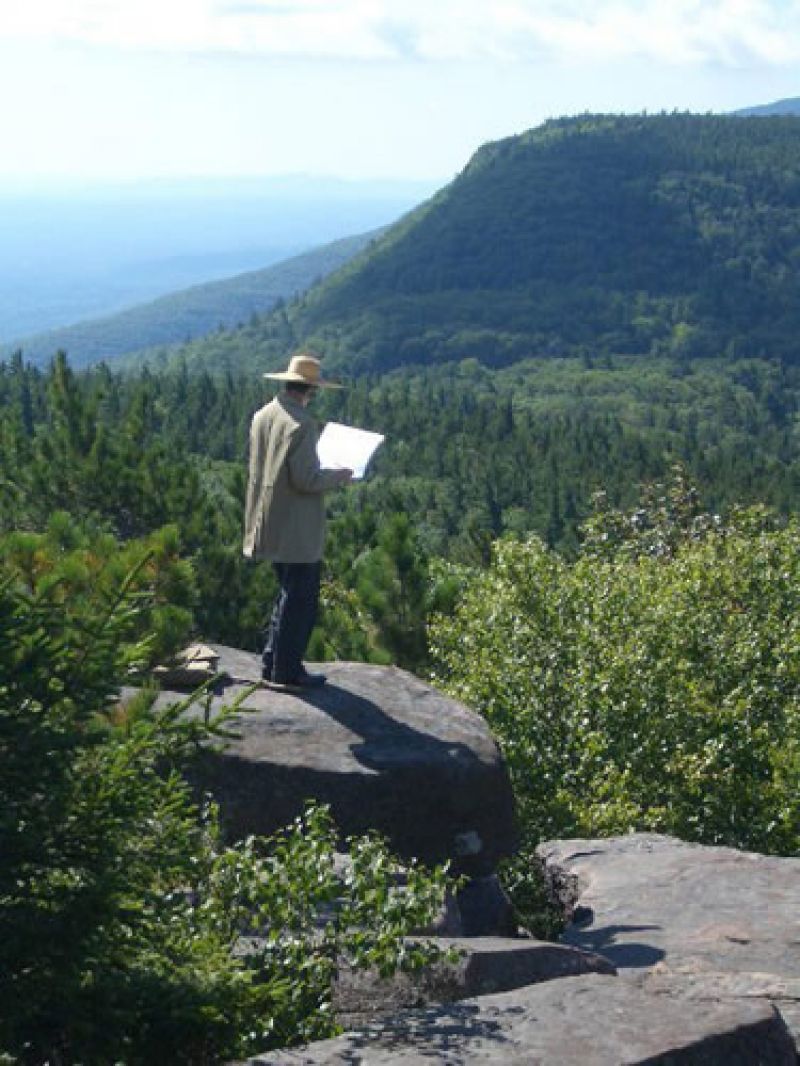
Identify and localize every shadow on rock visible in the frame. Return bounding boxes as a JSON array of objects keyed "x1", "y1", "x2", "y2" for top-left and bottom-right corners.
[
  {"x1": 335, "y1": 1000, "x2": 514, "y2": 1058},
  {"x1": 565, "y1": 924, "x2": 666, "y2": 968},
  {"x1": 294, "y1": 682, "x2": 481, "y2": 774}
]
